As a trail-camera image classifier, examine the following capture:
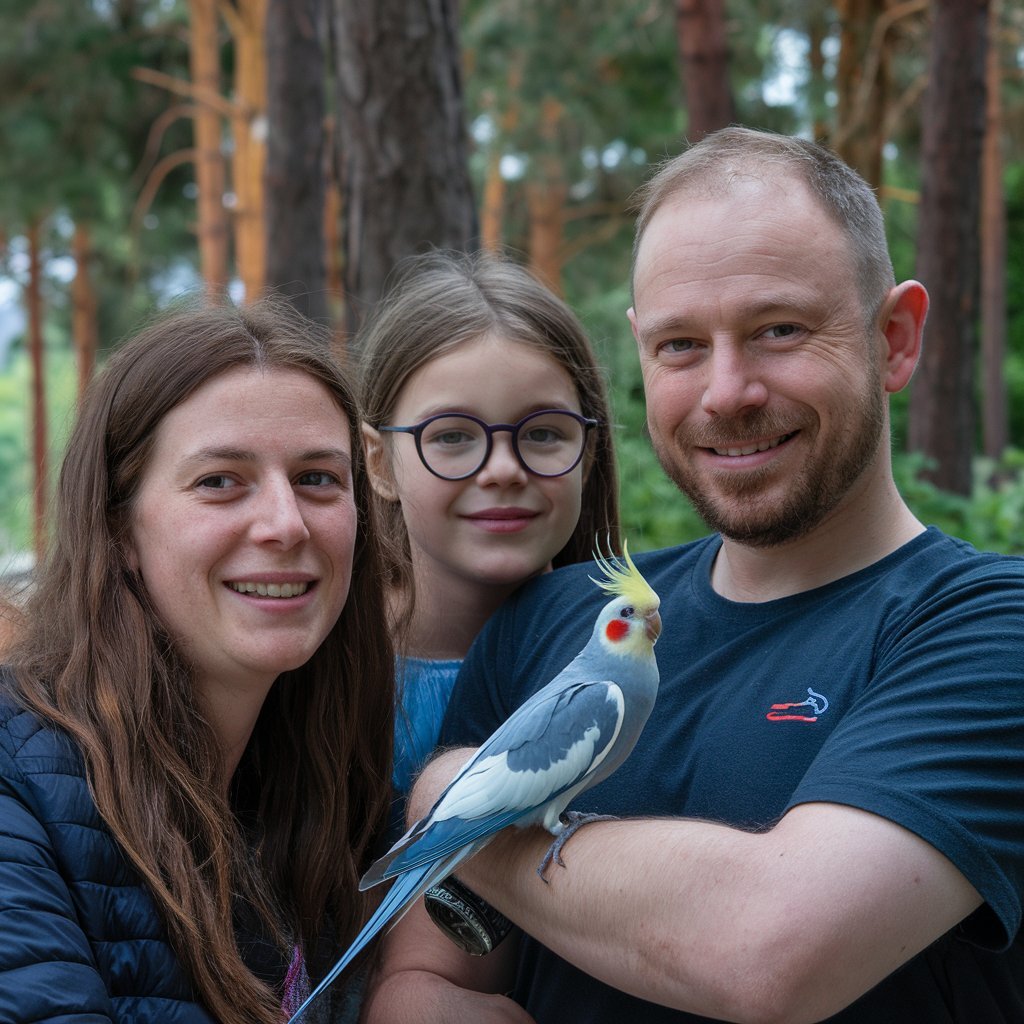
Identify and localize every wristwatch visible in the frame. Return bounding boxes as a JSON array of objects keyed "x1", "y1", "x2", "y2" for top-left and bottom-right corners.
[{"x1": 424, "y1": 876, "x2": 513, "y2": 956}]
